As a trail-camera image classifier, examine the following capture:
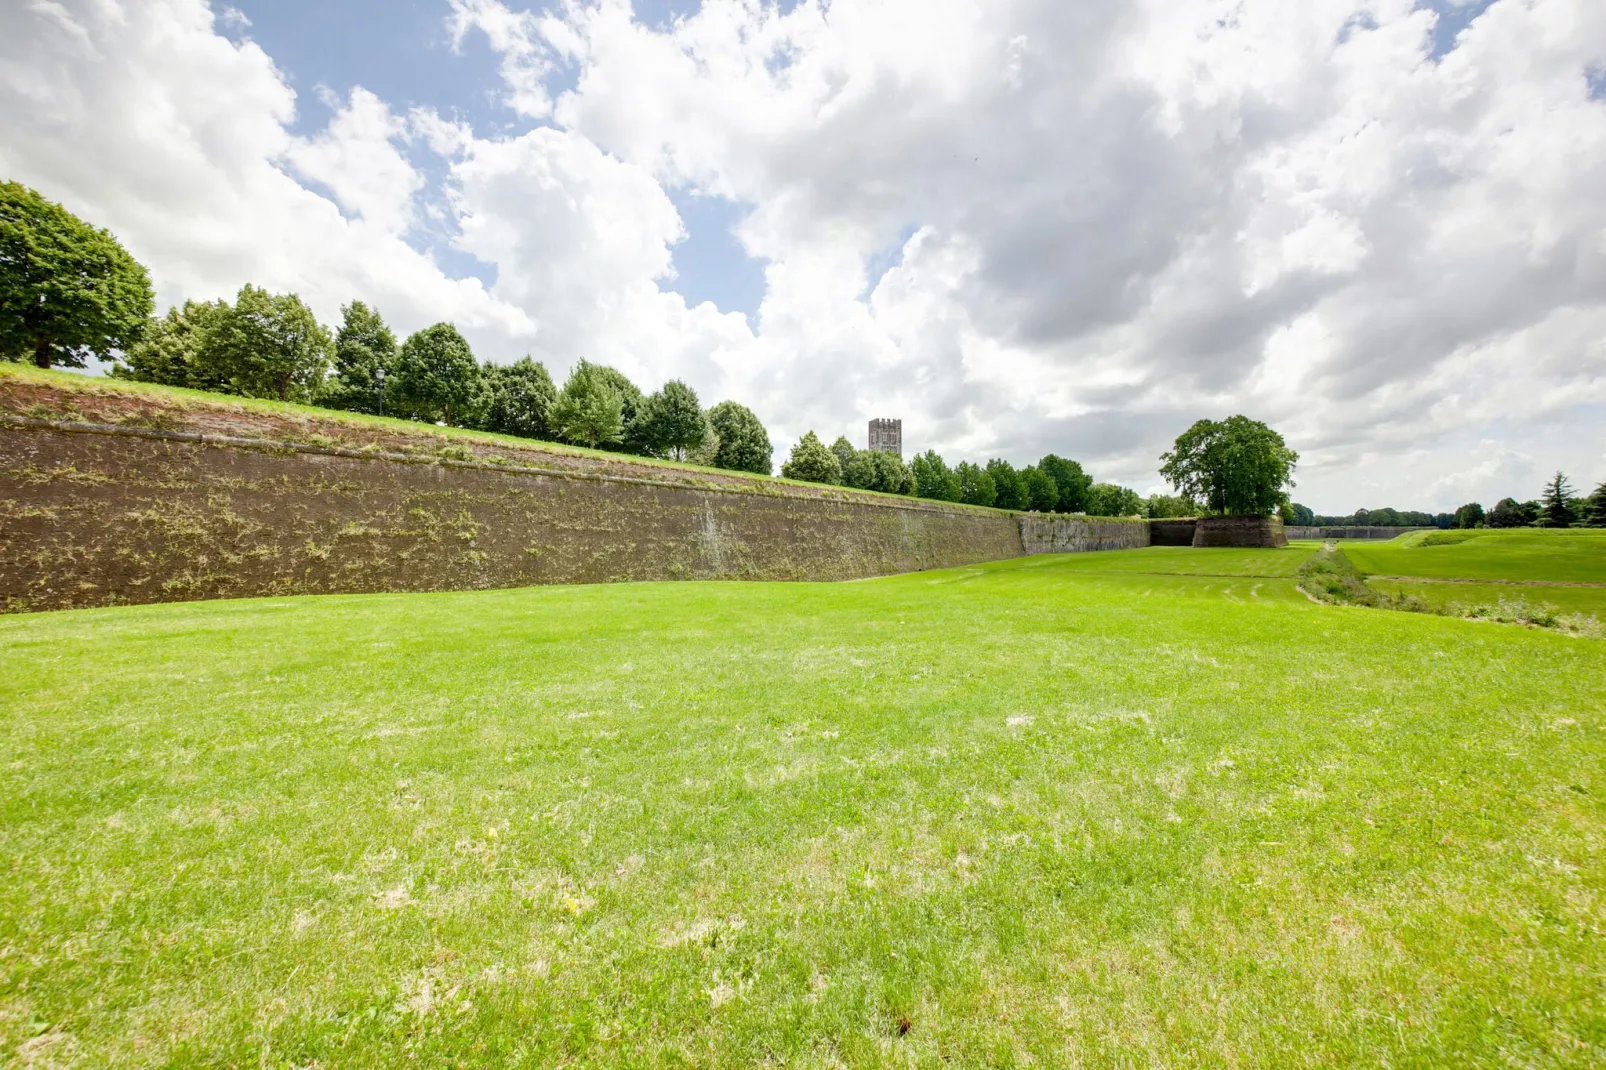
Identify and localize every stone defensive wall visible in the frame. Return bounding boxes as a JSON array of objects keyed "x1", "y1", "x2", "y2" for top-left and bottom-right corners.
[
  {"x1": 2, "y1": 372, "x2": 1159, "y2": 613},
  {"x1": 1019, "y1": 514, "x2": 1150, "y2": 554},
  {"x1": 1193, "y1": 515, "x2": 1287, "y2": 548},
  {"x1": 1285, "y1": 526, "x2": 1431, "y2": 541}
]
